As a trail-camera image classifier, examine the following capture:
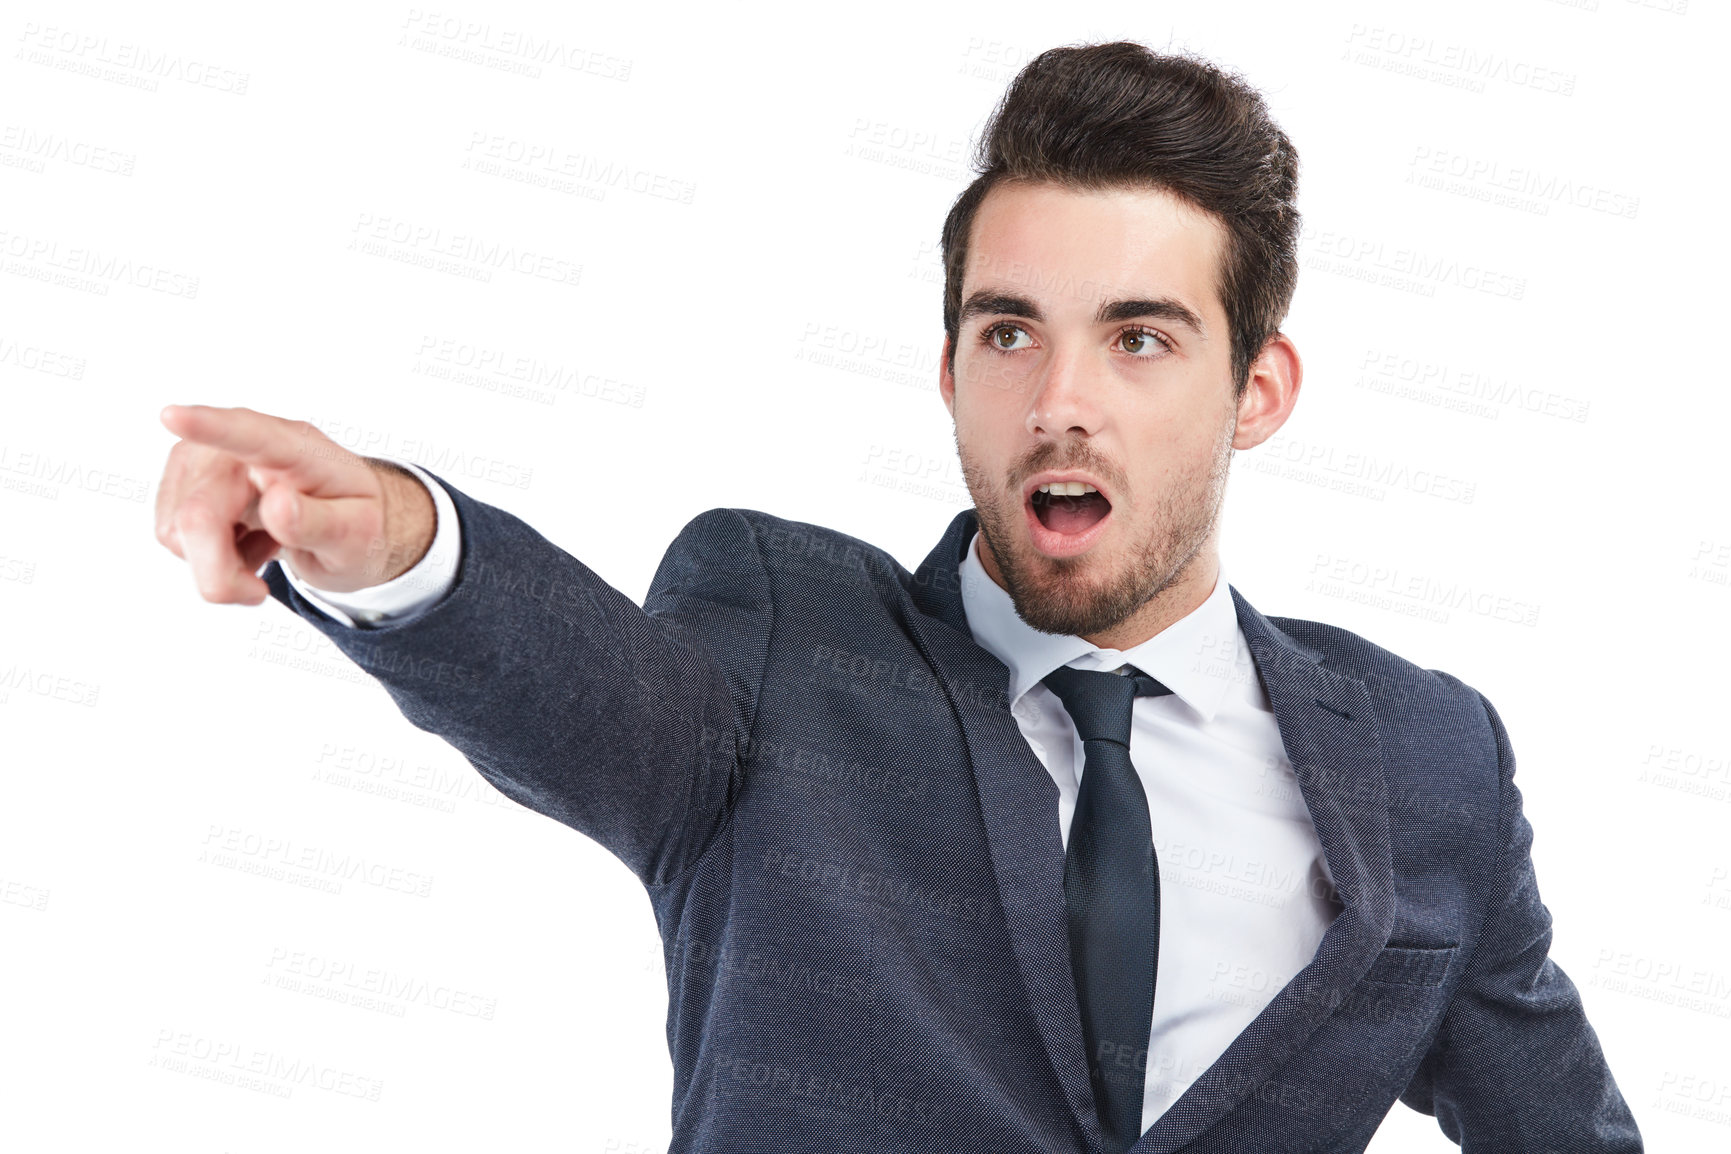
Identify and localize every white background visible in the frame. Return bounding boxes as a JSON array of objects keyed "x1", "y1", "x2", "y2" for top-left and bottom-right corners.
[{"x1": 2, "y1": 1, "x2": 1726, "y2": 1150}]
